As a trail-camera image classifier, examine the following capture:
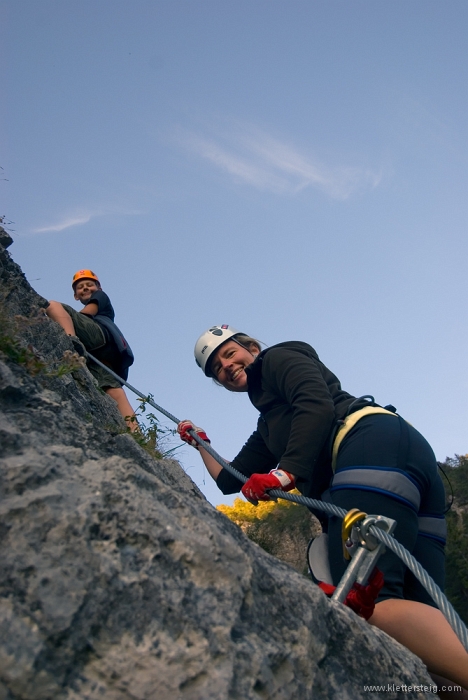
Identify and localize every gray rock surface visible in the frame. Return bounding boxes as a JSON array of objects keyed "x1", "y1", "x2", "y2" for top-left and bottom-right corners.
[
  {"x1": 0, "y1": 230, "x2": 436, "y2": 699},
  {"x1": 0, "y1": 228, "x2": 13, "y2": 250}
]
